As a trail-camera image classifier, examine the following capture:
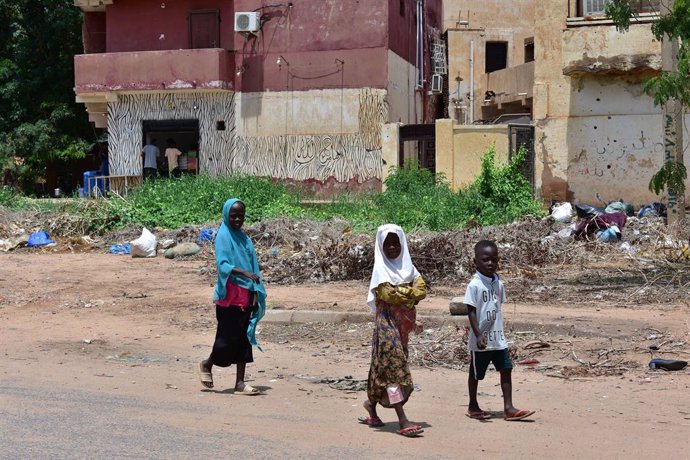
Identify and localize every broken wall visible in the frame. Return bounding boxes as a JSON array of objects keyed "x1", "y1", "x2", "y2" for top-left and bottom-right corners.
[{"x1": 533, "y1": 4, "x2": 688, "y2": 206}]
